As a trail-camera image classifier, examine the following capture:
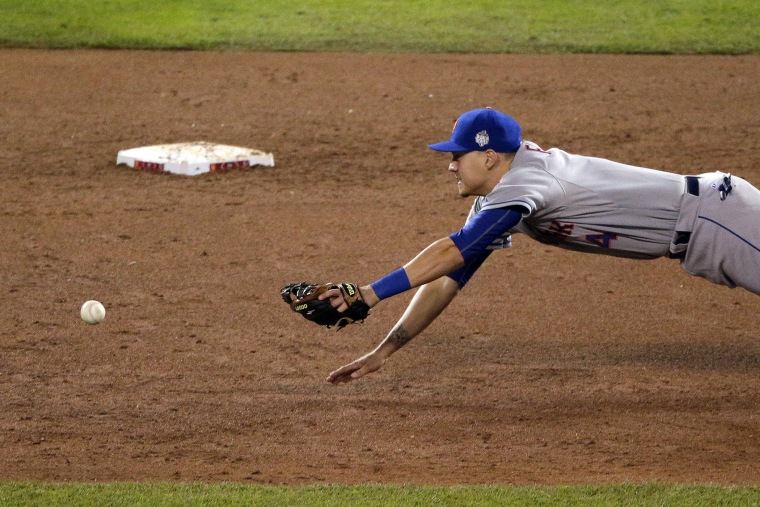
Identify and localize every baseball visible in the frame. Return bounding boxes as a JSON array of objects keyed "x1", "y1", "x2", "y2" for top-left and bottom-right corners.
[{"x1": 80, "y1": 300, "x2": 106, "y2": 325}]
